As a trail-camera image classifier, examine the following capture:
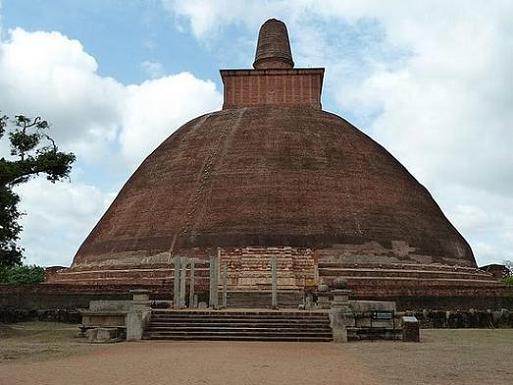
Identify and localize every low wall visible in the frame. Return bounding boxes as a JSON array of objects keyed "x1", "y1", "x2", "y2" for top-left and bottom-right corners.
[
  {"x1": 0, "y1": 284, "x2": 170, "y2": 311},
  {"x1": 405, "y1": 309, "x2": 513, "y2": 328},
  {"x1": 2, "y1": 283, "x2": 513, "y2": 325},
  {"x1": 354, "y1": 294, "x2": 513, "y2": 311},
  {"x1": 0, "y1": 308, "x2": 81, "y2": 323}
]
